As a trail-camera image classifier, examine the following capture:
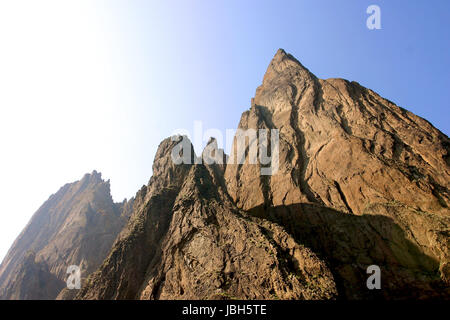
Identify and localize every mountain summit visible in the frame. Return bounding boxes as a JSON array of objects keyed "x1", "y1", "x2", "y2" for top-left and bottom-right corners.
[{"x1": 0, "y1": 171, "x2": 132, "y2": 299}]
